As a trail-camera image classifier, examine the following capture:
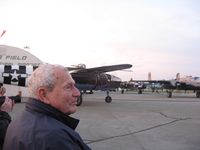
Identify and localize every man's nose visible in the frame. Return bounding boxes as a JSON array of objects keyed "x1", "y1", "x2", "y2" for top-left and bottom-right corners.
[{"x1": 73, "y1": 87, "x2": 80, "y2": 97}]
